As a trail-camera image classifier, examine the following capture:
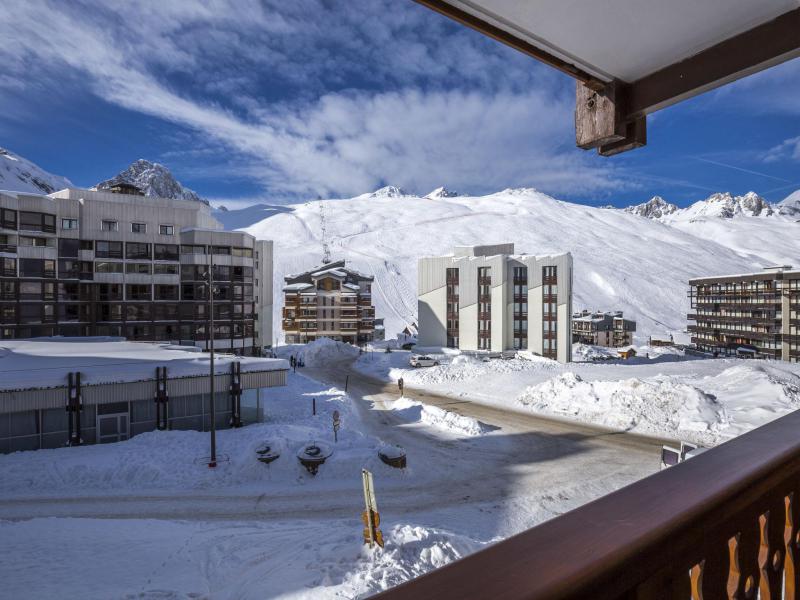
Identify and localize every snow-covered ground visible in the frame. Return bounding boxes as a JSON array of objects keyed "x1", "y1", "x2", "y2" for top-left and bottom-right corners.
[
  {"x1": 0, "y1": 344, "x2": 656, "y2": 599},
  {"x1": 355, "y1": 345, "x2": 800, "y2": 446}
]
